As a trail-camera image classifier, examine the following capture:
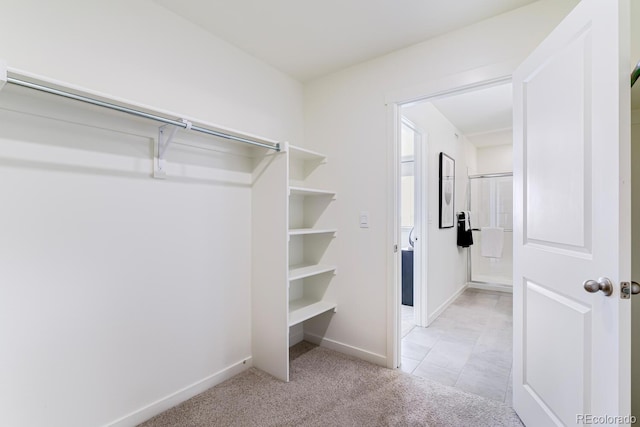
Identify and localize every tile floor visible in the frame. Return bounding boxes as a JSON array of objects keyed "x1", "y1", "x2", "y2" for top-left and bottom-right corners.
[{"x1": 401, "y1": 288, "x2": 513, "y2": 406}]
